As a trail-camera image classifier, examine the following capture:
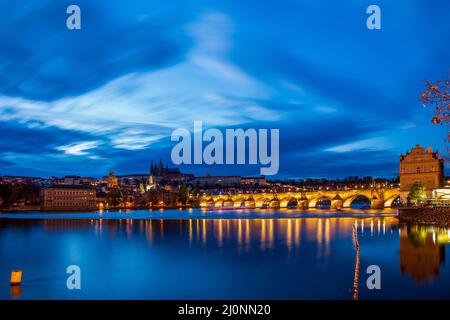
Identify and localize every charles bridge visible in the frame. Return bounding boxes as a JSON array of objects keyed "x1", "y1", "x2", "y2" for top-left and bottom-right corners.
[{"x1": 199, "y1": 188, "x2": 400, "y2": 209}]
